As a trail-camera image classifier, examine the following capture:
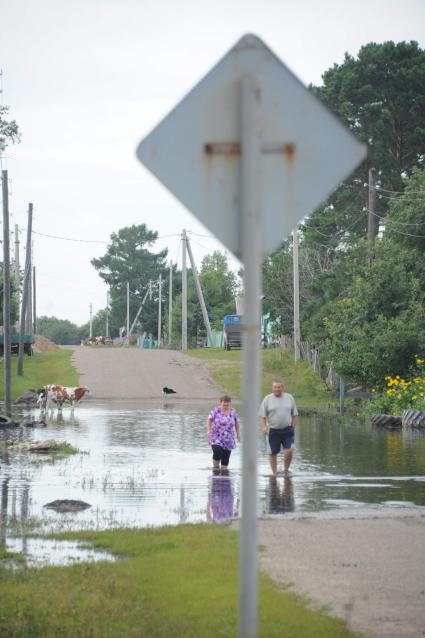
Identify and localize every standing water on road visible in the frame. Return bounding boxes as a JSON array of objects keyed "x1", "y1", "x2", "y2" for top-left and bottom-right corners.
[{"x1": 1, "y1": 401, "x2": 424, "y2": 541}]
